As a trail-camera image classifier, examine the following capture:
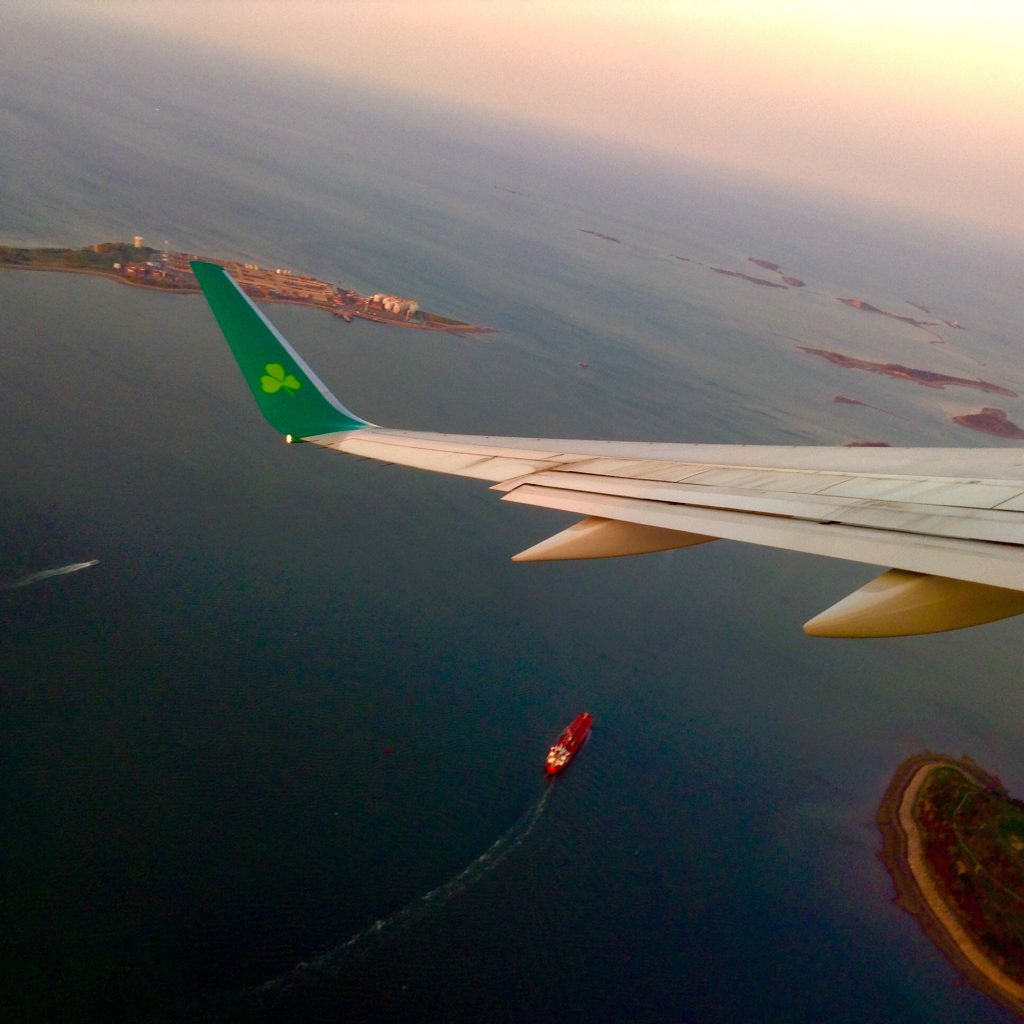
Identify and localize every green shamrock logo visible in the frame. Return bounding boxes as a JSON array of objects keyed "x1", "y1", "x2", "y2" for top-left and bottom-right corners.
[{"x1": 260, "y1": 363, "x2": 301, "y2": 395}]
